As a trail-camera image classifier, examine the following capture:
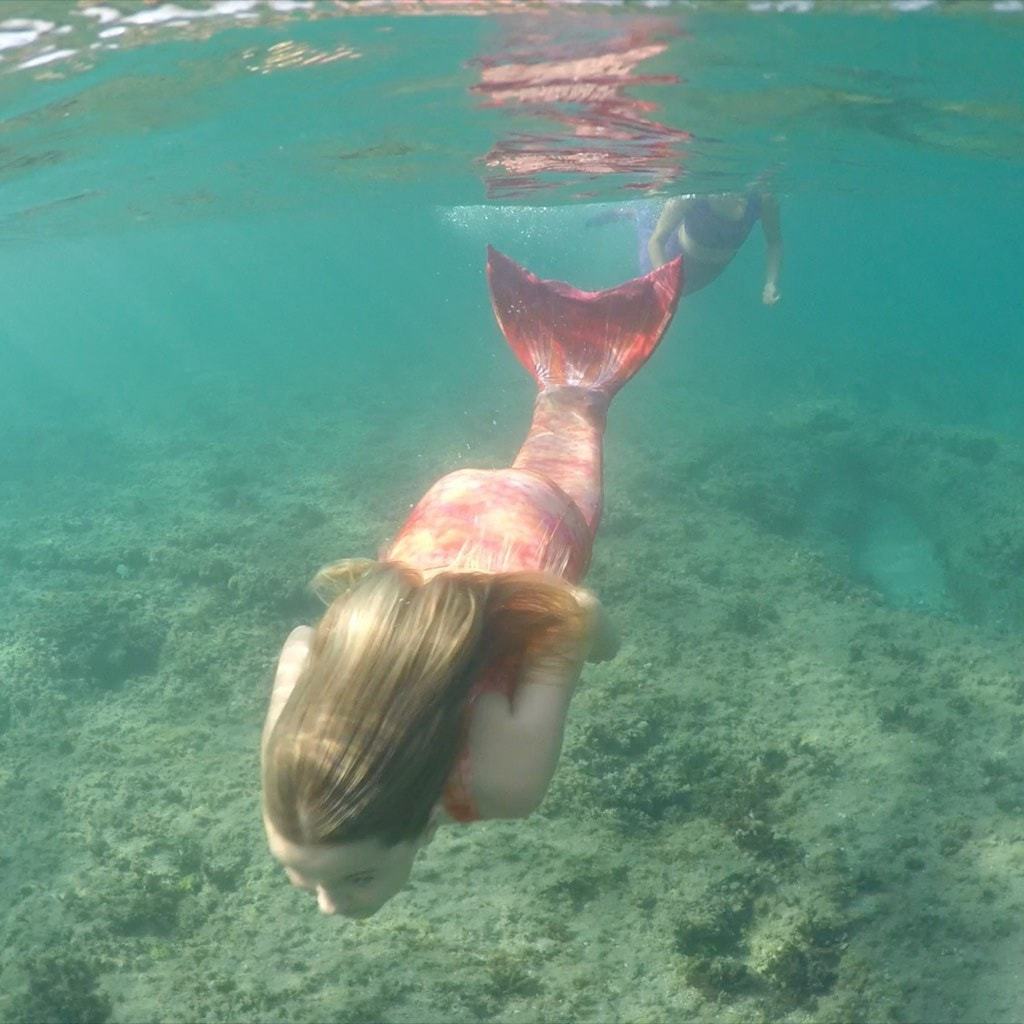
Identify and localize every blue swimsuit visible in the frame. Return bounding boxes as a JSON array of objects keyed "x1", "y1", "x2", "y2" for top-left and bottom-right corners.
[
  {"x1": 683, "y1": 193, "x2": 761, "y2": 251},
  {"x1": 634, "y1": 193, "x2": 760, "y2": 274}
]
